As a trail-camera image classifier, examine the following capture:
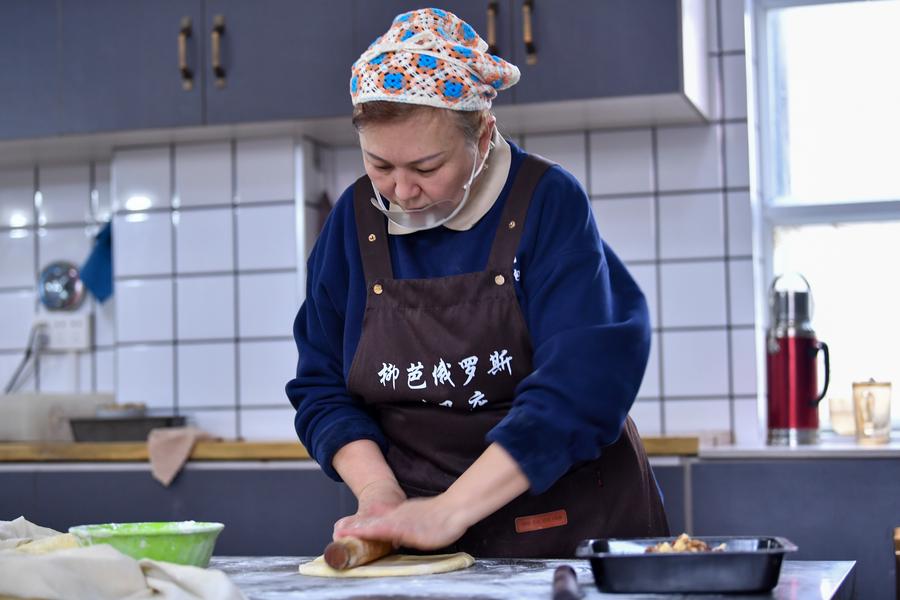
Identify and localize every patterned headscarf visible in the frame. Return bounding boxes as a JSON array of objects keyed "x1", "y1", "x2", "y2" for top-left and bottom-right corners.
[{"x1": 350, "y1": 7, "x2": 520, "y2": 111}]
